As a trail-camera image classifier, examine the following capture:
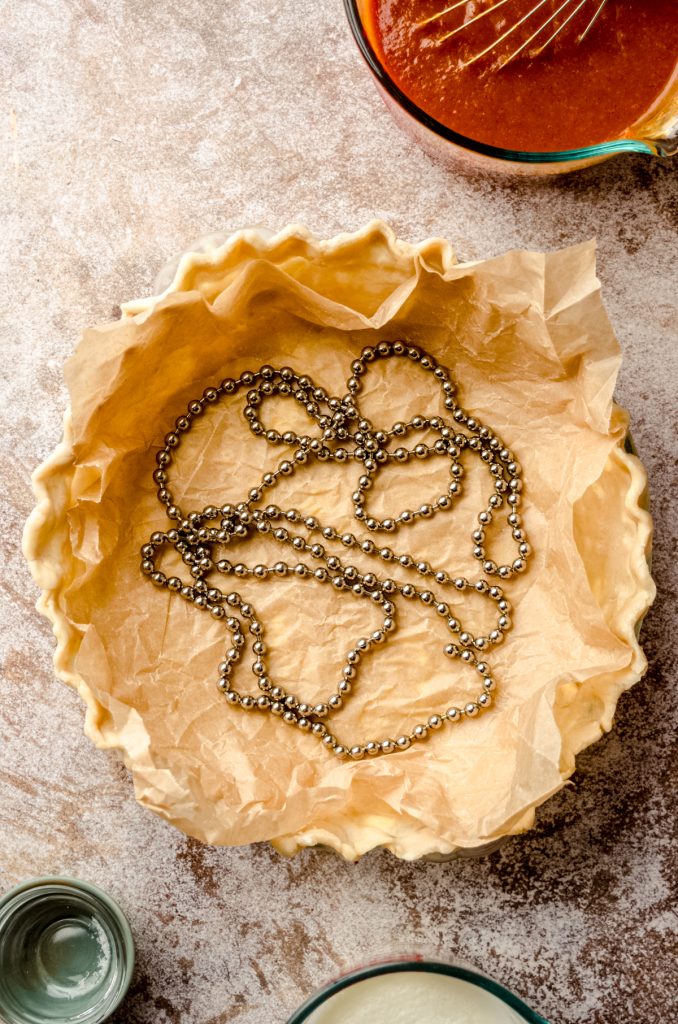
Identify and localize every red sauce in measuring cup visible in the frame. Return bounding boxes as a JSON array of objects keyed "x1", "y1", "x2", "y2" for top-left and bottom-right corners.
[{"x1": 362, "y1": 0, "x2": 678, "y2": 152}]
